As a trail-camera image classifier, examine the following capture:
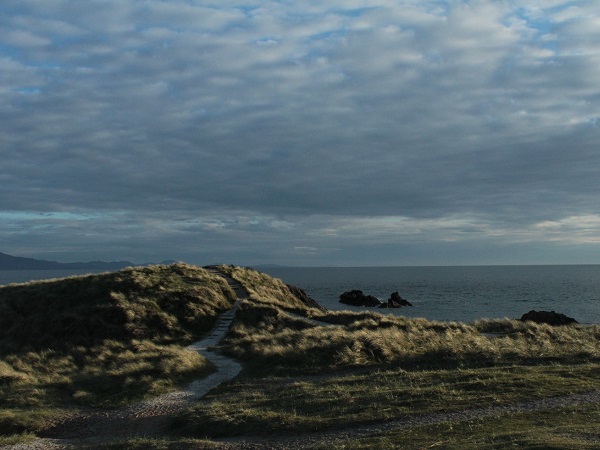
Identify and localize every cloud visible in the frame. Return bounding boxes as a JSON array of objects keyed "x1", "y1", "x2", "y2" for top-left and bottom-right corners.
[{"x1": 1, "y1": 0, "x2": 599, "y2": 264}]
